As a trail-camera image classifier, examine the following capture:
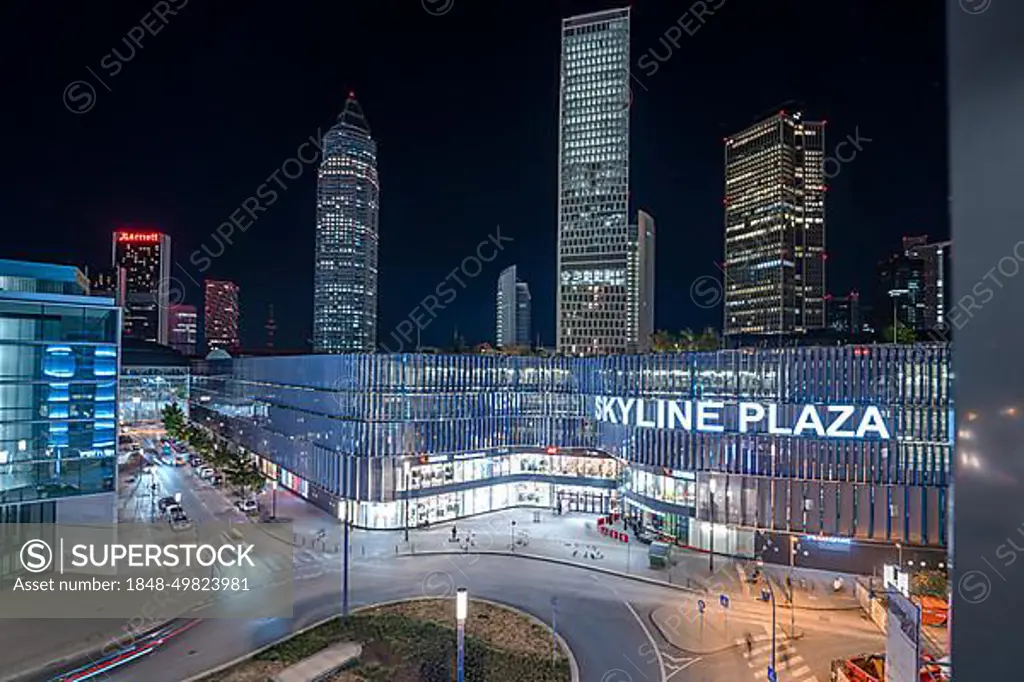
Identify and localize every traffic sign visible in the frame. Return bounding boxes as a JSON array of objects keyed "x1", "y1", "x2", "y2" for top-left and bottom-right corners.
[
  {"x1": 720, "y1": 594, "x2": 729, "y2": 608},
  {"x1": 767, "y1": 666, "x2": 776, "y2": 682},
  {"x1": 697, "y1": 599, "x2": 706, "y2": 613}
]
